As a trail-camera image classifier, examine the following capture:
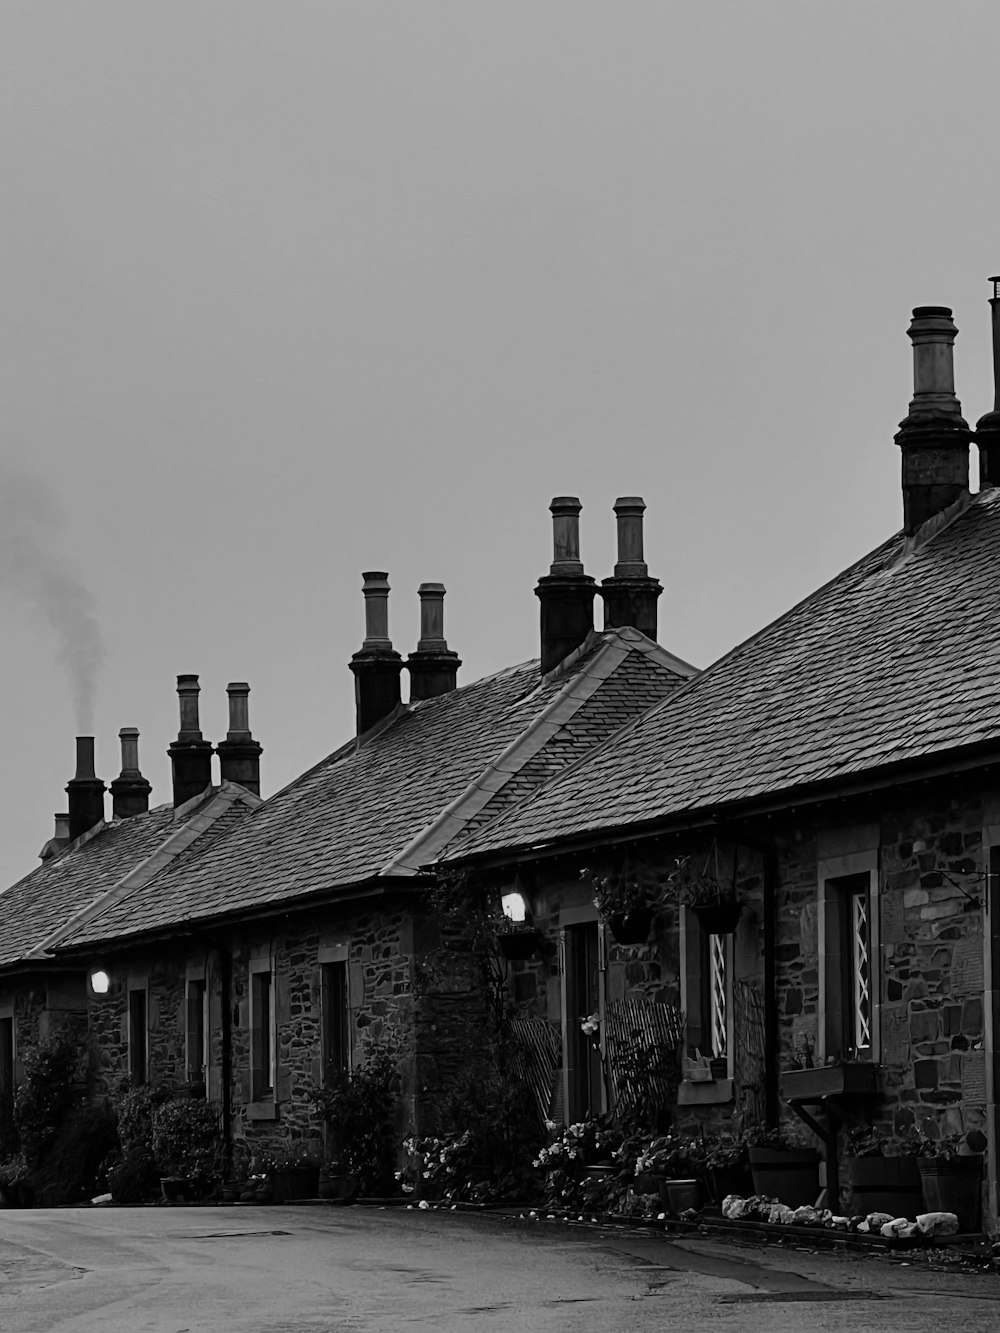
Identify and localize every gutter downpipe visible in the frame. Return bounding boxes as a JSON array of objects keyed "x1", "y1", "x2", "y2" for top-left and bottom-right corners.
[{"x1": 220, "y1": 946, "x2": 233, "y2": 1179}]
